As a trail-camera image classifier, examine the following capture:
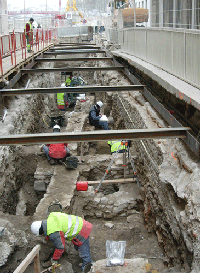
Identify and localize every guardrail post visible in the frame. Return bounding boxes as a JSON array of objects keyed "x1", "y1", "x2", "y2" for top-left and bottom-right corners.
[
  {"x1": 9, "y1": 33, "x2": 13, "y2": 65},
  {"x1": 12, "y1": 30, "x2": 16, "y2": 66}
]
